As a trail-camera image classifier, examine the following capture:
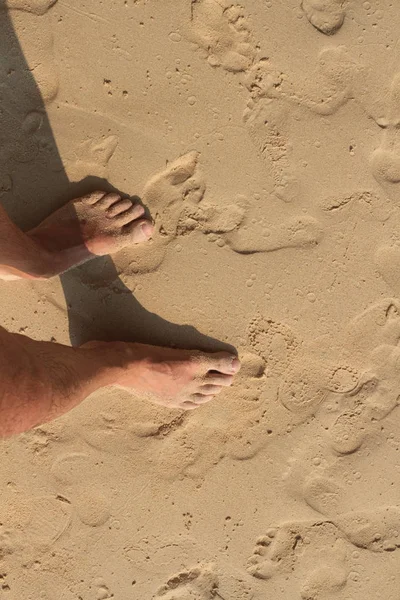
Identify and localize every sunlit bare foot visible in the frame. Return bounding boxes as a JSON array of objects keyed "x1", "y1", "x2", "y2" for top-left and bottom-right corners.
[
  {"x1": 84, "y1": 341, "x2": 241, "y2": 411},
  {"x1": 28, "y1": 190, "x2": 154, "y2": 275}
]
